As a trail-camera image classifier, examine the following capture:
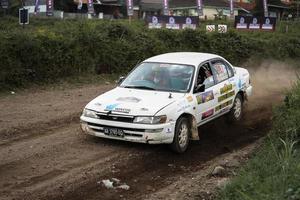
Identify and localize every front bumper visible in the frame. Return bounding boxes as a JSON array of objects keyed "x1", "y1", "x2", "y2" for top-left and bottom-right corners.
[
  {"x1": 245, "y1": 85, "x2": 253, "y2": 99},
  {"x1": 80, "y1": 116, "x2": 175, "y2": 144}
]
